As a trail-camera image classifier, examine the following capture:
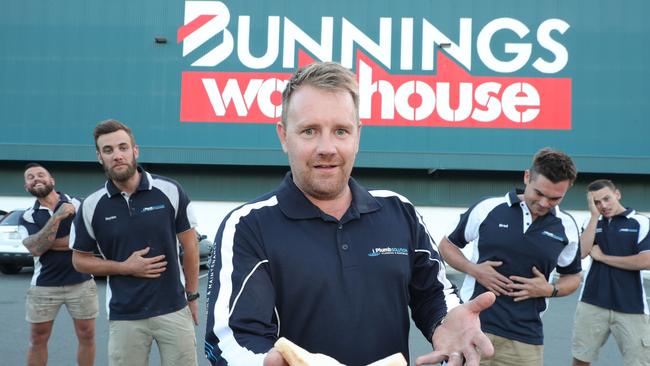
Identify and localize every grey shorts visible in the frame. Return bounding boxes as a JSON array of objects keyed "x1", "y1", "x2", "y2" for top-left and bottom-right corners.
[
  {"x1": 25, "y1": 279, "x2": 99, "y2": 323},
  {"x1": 108, "y1": 306, "x2": 197, "y2": 366},
  {"x1": 480, "y1": 332, "x2": 543, "y2": 366},
  {"x1": 572, "y1": 301, "x2": 650, "y2": 366}
]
